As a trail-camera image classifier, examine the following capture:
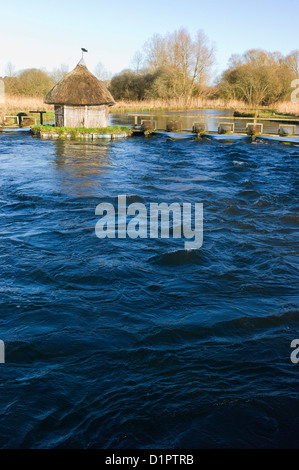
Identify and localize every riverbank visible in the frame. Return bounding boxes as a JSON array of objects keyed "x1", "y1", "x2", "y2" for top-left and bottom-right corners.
[{"x1": 1, "y1": 95, "x2": 299, "y2": 122}]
